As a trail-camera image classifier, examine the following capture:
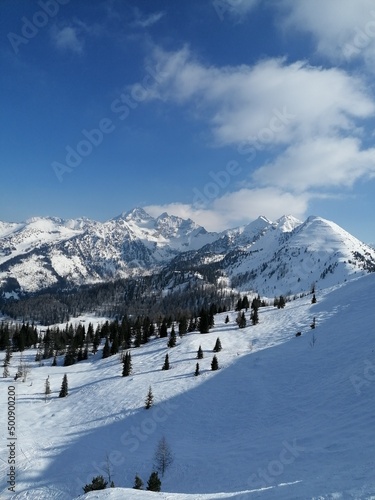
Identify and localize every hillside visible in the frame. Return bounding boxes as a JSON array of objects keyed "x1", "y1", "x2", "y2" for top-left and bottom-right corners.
[{"x1": 0, "y1": 274, "x2": 374, "y2": 499}]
